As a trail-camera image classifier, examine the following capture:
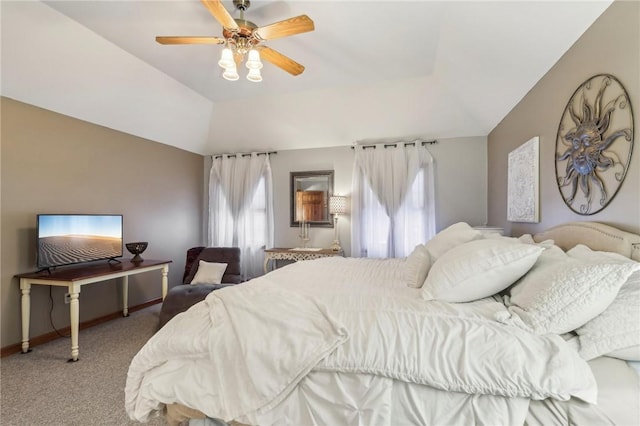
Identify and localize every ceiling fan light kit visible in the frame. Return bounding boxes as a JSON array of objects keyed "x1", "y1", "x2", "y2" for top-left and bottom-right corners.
[
  {"x1": 219, "y1": 45, "x2": 262, "y2": 82},
  {"x1": 156, "y1": 0, "x2": 314, "y2": 83}
]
